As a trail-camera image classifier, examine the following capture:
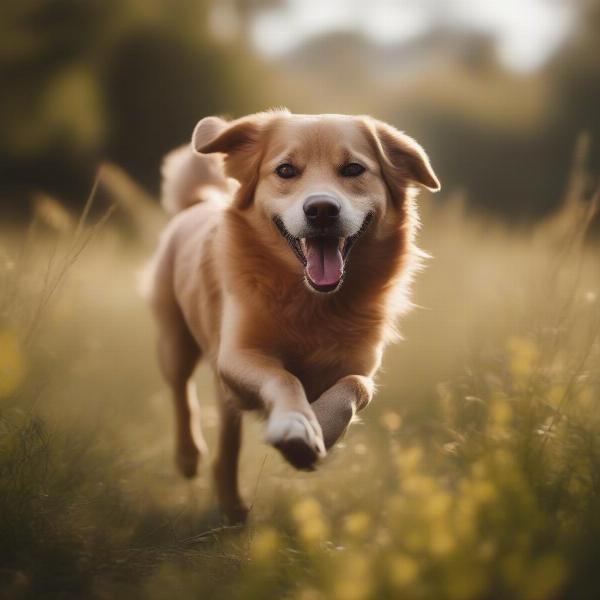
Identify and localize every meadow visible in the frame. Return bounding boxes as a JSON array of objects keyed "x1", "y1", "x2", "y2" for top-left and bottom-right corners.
[{"x1": 1, "y1": 155, "x2": 599, "y2": 600}]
